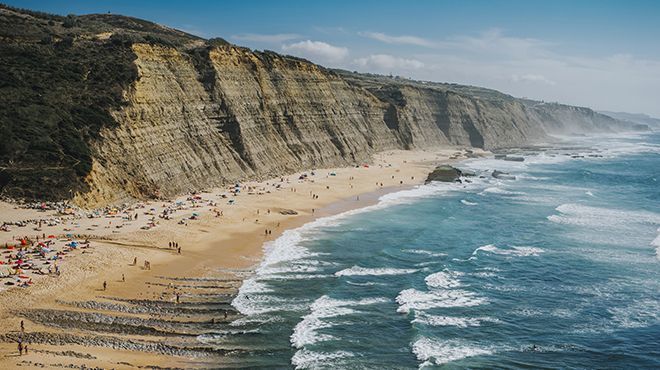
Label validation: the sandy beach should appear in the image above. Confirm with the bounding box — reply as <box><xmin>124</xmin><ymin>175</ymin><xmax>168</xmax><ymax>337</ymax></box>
<box><xmin>0</xmin><ymin>148</ymin><xmax>480</xmax><ymax>369</ymax></box>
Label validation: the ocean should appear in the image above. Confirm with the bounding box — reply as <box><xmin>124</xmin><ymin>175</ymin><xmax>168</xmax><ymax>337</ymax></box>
<box><xmin>208</xmin><ymin>132</ymin><xmax>660</xmax><ymax>368</ymax></box>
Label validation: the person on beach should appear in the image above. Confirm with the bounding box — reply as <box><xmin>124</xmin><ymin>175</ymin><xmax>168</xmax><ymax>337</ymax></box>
<box><xmin>122</xmin><ymin>274</ymin><xmax>125</xmax><ymax>282</ymax></box>
<box><xmin>177</xmin><ymin>246</ymin><xmax>181</xmax><ymax>254</ymax></box>
<box><xmin>20</xmin><ymin>320</ymin><xmax>24</xmax><ymax>332</ymax></box>
<box><xmin>103</xmin><ymin>281</ymin><xmax>107</xmax><ymax>291</ymax></box>
<box><xmin>24</xmin><ymin>343</ymin><xmax>28</xmax><ymax>354</ymax></box>
<box><xmin>133</xmin><ymin>257</ymin><xmax>137</xmax><ymax>266</ymax></box>
<box><xmin>18</xmin><ymin>342</ymin><xmax>22</xmax><ymax>356</ymax></box>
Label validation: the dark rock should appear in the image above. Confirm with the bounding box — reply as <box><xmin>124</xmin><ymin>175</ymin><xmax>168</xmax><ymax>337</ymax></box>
<box><xmin>492</xmin><ymin>170</ymin><xmax>516</xmax><ymax>180</ymax></box>
<box><xmin>279</xmin><ymin>209</ymin><xmax>298</xmax><ymax>215</ymax></box>
<box><xmin>425</xmin><ymin>165</ymin><xmax>463</xmax><ymax>184</ymax></box>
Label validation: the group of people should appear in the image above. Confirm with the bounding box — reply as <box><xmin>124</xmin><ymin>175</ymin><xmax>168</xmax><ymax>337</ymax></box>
<box><xmin>168</xmin><ymin>241</ymin><xmax>181</xmax><ymax>254</ymax></box>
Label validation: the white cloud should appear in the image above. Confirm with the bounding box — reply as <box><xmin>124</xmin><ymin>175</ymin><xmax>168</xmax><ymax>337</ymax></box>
<box><xmin>359</xmin><ymin>31</ymin><xmax>435</xmax><ymax>48</ymax></box>
<box><xmin>354</xmin><ymin>54</ymin><xmax>425</xmax><ymax>71</ymax></box>
<box><xmin>511</xmin><ymin>74</ymin><xmax>556</xmax><ymax>86</ymax></box>
<box><xmin>314</xmin><ymin>26</ymin><xmax>348</xmax><ymax>35</ymax></box>
<box><xmin>282</xmin><ymin>40</ymin><xmax>349</xmax><ymax>63</ymax></box>
<box><xmin>232</xmin><ymin>33</ymin><xmax>301</xmax><ymax>43</ymax></box>
<box><xmin>446</xmin><ymin>28</ymin><xmax>552</xmax><ymax>58</ymax></box>
<box><xmin>340</xmin><ymin>28</ymin><xmax>660</xmax><ymax>115</ymax></box>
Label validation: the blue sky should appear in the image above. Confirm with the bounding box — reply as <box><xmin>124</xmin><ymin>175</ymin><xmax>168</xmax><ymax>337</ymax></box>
<box><xmin>6</xmin><ymin>0</ymin><xmax>660</xmax><ymax>116</ymax></box>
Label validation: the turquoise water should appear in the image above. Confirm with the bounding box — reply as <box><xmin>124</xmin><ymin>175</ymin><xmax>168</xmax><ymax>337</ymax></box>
<box><xmin>214</xmin><ymin>132</ymin><xmax>660</xmax><ymax>368</ymax></box>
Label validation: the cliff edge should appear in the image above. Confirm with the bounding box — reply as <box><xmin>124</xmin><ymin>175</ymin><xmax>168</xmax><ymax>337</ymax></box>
<box><xmin>0</xmin><ymin>5</ymin><xmax>645</xmax><ymax>206</ymax></box>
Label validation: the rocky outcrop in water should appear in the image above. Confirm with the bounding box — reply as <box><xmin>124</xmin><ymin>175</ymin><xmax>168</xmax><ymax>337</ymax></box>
<box><xmin>425</xmin><ymin>165</ymin><xmax>464</xmax><ymax>183</ymax></box>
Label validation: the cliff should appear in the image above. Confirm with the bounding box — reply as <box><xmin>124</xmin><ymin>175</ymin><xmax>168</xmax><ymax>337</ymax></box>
<box><xmin>0</xmin><ymin>5</ymin><xmax>644</xmax><ymax>206</ymax></box>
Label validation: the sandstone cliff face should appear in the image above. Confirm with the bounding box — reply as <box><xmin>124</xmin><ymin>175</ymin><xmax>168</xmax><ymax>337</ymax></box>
<box><xmin>372</xmin><ymin>85</ymin><xmax>547</xmax><ymax>150</ymax></box>
<box><xmin>80</xmin><ymin>43</ymin><xmax>554</xmax><ymax>206</ymax></box>
<box><xmin>80</xmin><ymin>44</ymin><xmax>403</xmax><ymax>205</ymax></box>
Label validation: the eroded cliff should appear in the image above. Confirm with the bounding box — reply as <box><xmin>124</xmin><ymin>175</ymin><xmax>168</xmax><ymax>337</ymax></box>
<box><xmin>0</xmin><ymin>5</ymin><xmax>642</xmax><ymax>206</ymax></box>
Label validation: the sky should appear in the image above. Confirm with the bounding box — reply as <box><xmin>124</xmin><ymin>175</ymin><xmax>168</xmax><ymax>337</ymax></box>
<box><xmin>6</xmin><ymin>0</ymin><xmax>660</xmax><ymax>116</ymax></box>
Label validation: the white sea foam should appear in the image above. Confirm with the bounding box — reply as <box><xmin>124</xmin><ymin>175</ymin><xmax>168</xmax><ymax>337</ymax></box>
<box><xmin>229</xmin><ymin>314</ymin><xmax>284</xmax><ymax>327</ymax></box>
<box><xmin>335</xmin><ymin>265</ymin><xmax>418</xmax><ymax>277</ymax></box>
<box><xmin>472</xmin><ymin>271</ymin><xmax>497</xmax><ymax>278</ymax></box>
<box><xmin>406</xmin><ymin>249</ymin><xmax>448</xmax><ymax>258</ymax></box>
<box><xmin>480</xmin><ymin>187</ymin><xmax>524</xmax><ymax>196</ymax></box>
<box><xmin>346</xmin><ymin>280</ymin><xmax>384</xmax><ymax>286</ymax></box>
<box><xmin>291</xmin><ymin>349</ymin><xmax>354</xmax><ymax>369</ymax></box>
<box><xmin>396</xmin><ymin>288</ymin><xmax>486</xmax><ymax>313</ymax></box>
<box><xmin>460</xmin><ymin>199</ymin><xmax>478</xmax><ymax>206</ymax></box>
<box><xmin>412</xmin><ymin>312</ymin><xmax>499</xmax><ymax>328</ymax></box>
<box><xmin>197</xmin><ymin>328</ymin><xmax>261</xmax><ymax>341</ymax></box>
<box><xmin>232</xmin><ymin>293</ymin><xmax>310</xmax><ymax>316</ymax></box>
<box><xmin>291</xmin><ymin>295</ymin><xmax>389</xmax><ymax>348</ymax></box>
<box><xmin>653</xmin><ymin>228</ymin><xmax>660</xmax><ymax>260</ymax></box>
<box><xmin>609</xmin><ymin>299</ymin><xmax>660</xmax><ymax>329</ymax></box>
<box><xmin>413</xmin><ymin>337</ymin><xmax>494</xmax><ymax>367</ymax></box>
<box><xmin>413</xmin><ymin>314</ymin><xmax>480</xmax><ymax>328</ymax></box>
<box><xmin>471</xmin><ymin>244</ymin><xmax>544</xmax><ymax>257</ymax></box>
<box><xmin>547</xmin><ymin>203</ymin><xmax>660</xmax><ymax>236</ymax></box>
<box><xmin>424</xmin><ymin>270</ymin><xmax>463</xmax><ymax>289</ymax></box>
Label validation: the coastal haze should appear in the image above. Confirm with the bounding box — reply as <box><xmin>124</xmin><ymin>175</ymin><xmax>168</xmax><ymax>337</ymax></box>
<box><xmin>0</xmin><ymin>1</ymin><xmax>658</xmax><ymax>369</ymax></box>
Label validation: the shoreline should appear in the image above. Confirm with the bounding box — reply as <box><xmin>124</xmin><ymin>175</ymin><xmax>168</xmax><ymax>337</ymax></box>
<box><xmin>0</xmin><ymin>148</ymin><xmax>482</xmax><ymax>369</ymax></box>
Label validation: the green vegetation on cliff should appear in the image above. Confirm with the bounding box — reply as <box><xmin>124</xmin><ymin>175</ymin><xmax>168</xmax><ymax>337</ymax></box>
<box><xmin>0</xmin><ymin>4</ymin><xmax>200</xmax><ymax>199</ymax></box>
